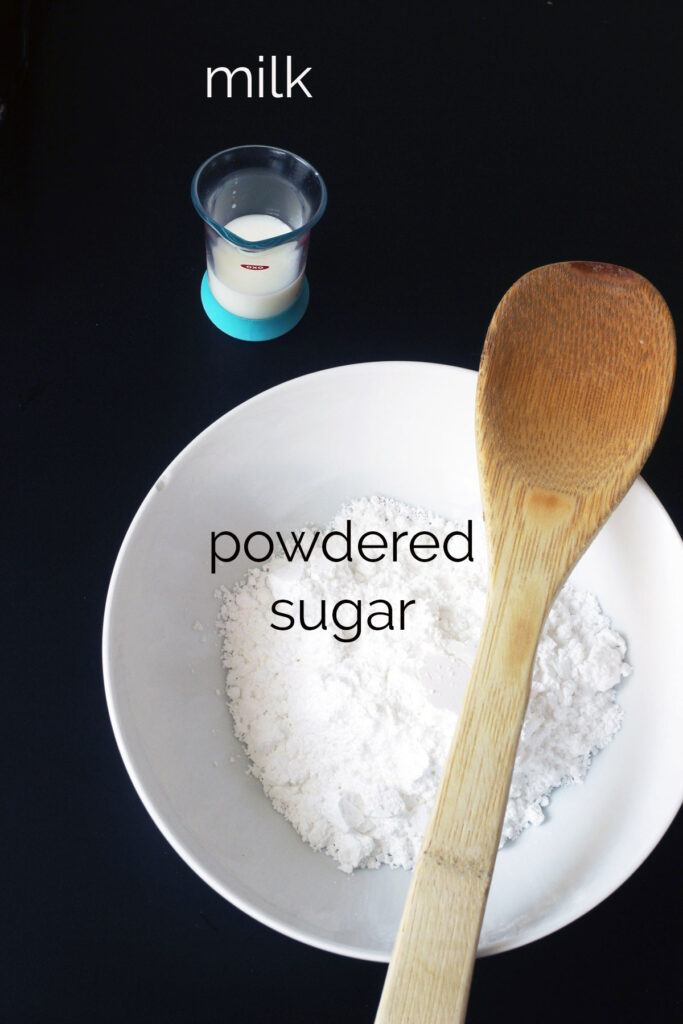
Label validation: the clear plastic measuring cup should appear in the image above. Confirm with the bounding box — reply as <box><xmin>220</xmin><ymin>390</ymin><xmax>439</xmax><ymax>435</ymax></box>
<box><xmin>191</xmin><ymin>146</ymin><xmax>327</xmax><ymax>340</ymax></box>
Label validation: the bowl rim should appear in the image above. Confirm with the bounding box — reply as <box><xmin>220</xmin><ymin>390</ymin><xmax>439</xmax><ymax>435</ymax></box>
<box><xmin>102</xmin><ymin>360</ymin><xmax>683</xmax><ymax>962</ymax></box>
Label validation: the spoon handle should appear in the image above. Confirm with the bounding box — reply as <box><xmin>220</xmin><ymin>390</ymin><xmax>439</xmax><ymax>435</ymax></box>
<box><xmin>375</xmin><ymin>577</ymin><xmax>550</xmax><ymax>1024</ymax></box>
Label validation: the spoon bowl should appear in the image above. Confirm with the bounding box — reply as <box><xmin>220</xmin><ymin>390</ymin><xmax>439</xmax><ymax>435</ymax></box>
<box><xmin>478</xmin><ymin>261</ymin><xmax>676</xmax><ymax>576</ymax></box>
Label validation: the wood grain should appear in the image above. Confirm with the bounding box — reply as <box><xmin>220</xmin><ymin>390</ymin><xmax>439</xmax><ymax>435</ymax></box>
<box><xmin>375</xmin><ymin>261</ymin><xmax>675</xmax><ymax>1024</ymax></box>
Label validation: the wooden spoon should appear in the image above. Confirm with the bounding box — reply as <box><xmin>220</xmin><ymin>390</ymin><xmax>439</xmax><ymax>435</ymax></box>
<box><xmin>375</xmin><ymin>261</ymin><xmax>676</xmax><ymax>1024</ymax></box>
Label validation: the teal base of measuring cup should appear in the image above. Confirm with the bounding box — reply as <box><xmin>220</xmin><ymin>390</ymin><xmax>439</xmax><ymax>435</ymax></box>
<box><xmin>200</xmin><ymin>273</ymin><xmax>310</xmax><ymax>341</ymax></box>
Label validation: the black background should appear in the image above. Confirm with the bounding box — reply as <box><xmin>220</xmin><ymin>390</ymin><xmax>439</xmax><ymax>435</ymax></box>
<box><xmin>3</xmin><ymin>1</ymin><xmax>681</xmax><ymax>1021</ymax></box>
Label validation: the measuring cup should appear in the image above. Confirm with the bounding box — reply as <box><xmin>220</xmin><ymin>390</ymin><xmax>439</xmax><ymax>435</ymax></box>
<box><xmin>191</xmin><ymin>145</ymin><xmax>327</xmax><ymax>341</ymax></box>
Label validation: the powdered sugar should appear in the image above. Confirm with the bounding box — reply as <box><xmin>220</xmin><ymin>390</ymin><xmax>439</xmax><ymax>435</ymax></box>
<box><xmin>218</xmin><ymin>496</ymin><xmax>630</xmax><ymax>872</ymax></box>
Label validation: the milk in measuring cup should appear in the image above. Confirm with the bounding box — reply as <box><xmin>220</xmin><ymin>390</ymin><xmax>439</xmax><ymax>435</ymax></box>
<box><xmin>207</xmin><ymin>214</ymin><xmax>303</xmax><ymax>319</ymax></box>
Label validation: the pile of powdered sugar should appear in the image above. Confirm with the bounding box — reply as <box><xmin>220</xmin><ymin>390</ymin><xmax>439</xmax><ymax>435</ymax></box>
<box><xmin>217</xmin><ymin>496</ymin><xmax>630</xmax><ymax>873</ymax></box>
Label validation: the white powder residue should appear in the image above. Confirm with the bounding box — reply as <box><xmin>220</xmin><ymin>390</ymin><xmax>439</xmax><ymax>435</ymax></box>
<box><xmin>218</xmin><ymin>496</ymin><xmax>630</xmax><ymax>873</ymax></box>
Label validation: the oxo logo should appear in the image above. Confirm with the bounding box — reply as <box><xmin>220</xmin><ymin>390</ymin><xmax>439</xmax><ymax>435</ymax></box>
<box><xmin>241</xmin><ymin>264</ymin><xmax>270</xmax><ymax>270</ymax></box>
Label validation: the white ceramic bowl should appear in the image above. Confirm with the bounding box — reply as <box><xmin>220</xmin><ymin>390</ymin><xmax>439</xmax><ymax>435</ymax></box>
<box><xmin>103</xmin><ymin>362</ymin><xmax>683</xmax><ymax>960</ymax></box>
